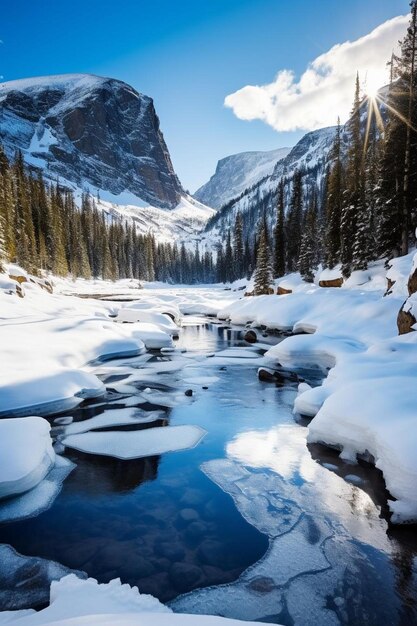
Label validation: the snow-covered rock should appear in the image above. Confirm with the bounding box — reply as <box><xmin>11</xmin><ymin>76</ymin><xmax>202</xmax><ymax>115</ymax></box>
<box><xmin>0</xmin><ymin>417</ymin><xmax>55</xmax><ymax>500</ymax></box>
<box><xmin>397</xmin><ymin>250</ymin><xmax>417</xmax><ymax>334</ymax></box>
<box><xmin>116</xmin><ymin>309</ymin><xmax>179</xmax><ymax>337</ymax></box>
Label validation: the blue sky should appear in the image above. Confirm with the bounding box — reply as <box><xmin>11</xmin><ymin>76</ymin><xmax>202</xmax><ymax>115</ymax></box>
<box><xmin>0</xmin><ymin>0</ymin><xmax>410</xmax><ymax>192</ymax></box>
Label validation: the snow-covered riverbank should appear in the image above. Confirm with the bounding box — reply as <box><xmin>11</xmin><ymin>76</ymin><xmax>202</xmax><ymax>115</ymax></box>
<box><xmin>216</xmin><ymin>256</ymin><xmax>417</xmax><ymax>524</ymax></box>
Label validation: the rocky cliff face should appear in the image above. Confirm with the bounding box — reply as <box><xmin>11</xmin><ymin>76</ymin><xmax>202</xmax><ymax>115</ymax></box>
<box><xmin>0</xmin><ymin>74</ymin><xmax>183</xmax><ymax>209</ymax></box>
<box><xmin>194</xmin><ymin>147</ymin><xmax>290</xmax><ymax>210</ymax></box>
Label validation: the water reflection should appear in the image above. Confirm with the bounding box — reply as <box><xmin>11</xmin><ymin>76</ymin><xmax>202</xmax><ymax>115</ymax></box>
<box><xmin>64</xmin><ymin>451</ymin><xmax>161</xmax><ymax>495</ymax></box>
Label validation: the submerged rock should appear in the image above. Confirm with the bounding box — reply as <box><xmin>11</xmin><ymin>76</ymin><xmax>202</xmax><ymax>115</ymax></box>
<box><xmin>169</xmin><ymin>562</ymin><xmax>204</xmax><ymax>592</ymax></box>
<box><xmin>0</xmin><ymin>545</ymin><xmax>86</xmax><ymax>610</ymax></box>
<box><xmin>258</xmin><ymin>367</ymin><xmax>299</xmax><ymax>384</ymax></box>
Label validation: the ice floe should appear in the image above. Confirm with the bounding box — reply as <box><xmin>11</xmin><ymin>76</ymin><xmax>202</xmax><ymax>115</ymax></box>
<box><xmin>63</xmin><ymin>425</ymin><xmax>206</xmax><ymax>459</ymax></box>
<box><xmin>62</xmin><ymin>408</ymin><xmax>161</xmax><ymax>436</ymax></box>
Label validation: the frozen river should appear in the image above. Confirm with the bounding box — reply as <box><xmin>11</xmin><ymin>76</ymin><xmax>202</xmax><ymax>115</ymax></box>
<box><xmin>0</xmin><ymin>317</ymin><xmax>416</xmax><ymax>625</ymax></box>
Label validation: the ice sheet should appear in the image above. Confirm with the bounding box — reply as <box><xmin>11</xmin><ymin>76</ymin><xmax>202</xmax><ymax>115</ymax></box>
<box><xmin>63</xmin><ymin>425</ymin><xmax>206</xmax><ymax>460</ymax></box>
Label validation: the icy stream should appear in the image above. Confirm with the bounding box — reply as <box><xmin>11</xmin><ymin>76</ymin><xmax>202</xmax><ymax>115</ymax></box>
<box><xmin>0</xmin><ymin>319</ymin><xmax>417</xmax><ymax>624</ymax></box>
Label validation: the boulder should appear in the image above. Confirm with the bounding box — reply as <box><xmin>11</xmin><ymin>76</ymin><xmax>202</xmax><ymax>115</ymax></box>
<box><xmin>30</xmin><ymin>277</ymin><xmax>54</xmax><ymax>294</ymax></box>
<box><xmin>397</xmin><ymin>304</ymin><xmax>416</xmax><ymax>335</ymax></box>
<box><xmin>319</xmin><ymin>278</ymin><xmax>343</xmax><ymax>288</ymax></box>
<box><xmin>385</xmin><ymin>277</ymin><xmax>395</xmax><ymax>295</ymax></box>
<box><xmin>258</xmin><ymin>367</ymin><xmax>300</xmax><ymax>384</ymax></box>
<box><xmin>169</xmin><ymin>562</ymin><xmax>204</xmax><ymax>592</ymax></box>
<box><xmin>8</xmin><ymin>273</ymin><xmax>27</xmax><ymax>285</ymax></box>
<box><xmin>408</xmin><ymin>267</ymin><xmax>417</xmax><ymax>296</ymax></box>
<box><xmin>243</xmin><ymin>329</ymin><xmax>258</xmax><ymax>343</ymax></box>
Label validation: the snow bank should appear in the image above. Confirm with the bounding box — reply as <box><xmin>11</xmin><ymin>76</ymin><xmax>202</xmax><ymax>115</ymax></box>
<box><xmin>0</xmin><ymin>285</ymin><xmax>147</xmax><ymax>416</ymax></box>
<box><xmin>386</xmin><ymin>249</ymin><xmax>416</xmax><ymax>294</ymax></box>
<box><xmin>116</xmin><ymin>310</ymin><xmax>179</xmax><ymax>338</ymax></box>
<box><xmin>0</xmin><ymin>417</ymin><xmax>55</xmax><ymax>499</ymax></box>
<box><xmin>0</xmin><ymin>574</ymin><xmax>264</xmax><ymax>625</ymax></box>
<box><xmin>216</xmin><ymin>253</ymin><xmax>417</xmax><ymax>523</ymax></box>
<box><xmin>308</xmin><ymin>378</ymin><xmax>417</xmax><ymax>523</ymax></box>
<box><xmin>125</xmin><ymin>322</ymin><xmax>174</xmax><ymax>349</ymax></box>
<box><xmin>63</xmin><ymin>424</ymin><xmax>206</xmax><ymax>460</ymax></box>
<box><xmin>219</xmin><ymin>289</ymin><xmax>399</xmax><ymax>338</ymax></box>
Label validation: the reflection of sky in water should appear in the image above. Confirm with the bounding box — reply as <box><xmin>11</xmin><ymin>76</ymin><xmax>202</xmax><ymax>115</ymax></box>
<box><xmin>226</xmin><ymin>424</ymin><xmax>388</xmax><ymax>548</ymax></box>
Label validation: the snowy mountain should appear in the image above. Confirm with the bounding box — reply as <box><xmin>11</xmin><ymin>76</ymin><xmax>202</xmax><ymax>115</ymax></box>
<box><xmin>200</xmin><ymin>85</ymin><xmax>391</xmax><ymax>249</ymax></box>
<box><xmin>200</xmin><ymin>126</ymin><xmax>338</xmax><ymax>247</ymax></box>
<box><xmin>94</xmin><ymin>193</ymin><xmax>215</xmax><ymax>244</ymax></box>
<box><xmin>194</xmin><ymin>147</ymin><xmax>290</xmax><ymax>209</ymax></box>
<box><xmin>0</xmin><ymin>74</ymin><xmax>183</xmax><ymax>209</ymax></box>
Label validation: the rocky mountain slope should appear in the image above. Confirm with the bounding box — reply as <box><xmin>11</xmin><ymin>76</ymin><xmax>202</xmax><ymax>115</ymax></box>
<box><xmin>199</xmin><ymin>87</ymin><xmax>390</xmax><ymax>249</ymax></box>
<box><xmin>194</xmin><ymin>147</ymin><xmax>290</xmax><ymax>209</ymax></box>
<box><xmin>200</xmin><ymin>126</ymin><xmax>338</xmax><ymax>247</ymax></box>
<box><xmin>0</xmin><ymin>74</ymin><xmax>183</xmax><ymax>209</ymax></box>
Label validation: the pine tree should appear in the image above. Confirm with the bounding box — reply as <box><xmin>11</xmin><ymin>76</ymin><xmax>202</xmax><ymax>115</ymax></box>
<box><xmin>324</xmin><ymin>120</ymin><xmax>344</xmax><ymax>268</ymax></box>
<box><xmin>299</xmin><ymin>193</ymin><xmax>319</xmax><ymax>282</ymax></box>
<box><xmin>253</xmin><ymin>223</ymin><xmax>272</xmax><ymax>295</ymax></box>
<box><xmin>355</xmin><ymin>131</ymin><xmax>380</xmax><ymax>267</ymax></box>
<box><xmin>273</xmin><ymin>178</ymin><xmax>286</xmax><ymax>277</ymax></box>
<box><xmin>224</xmin><ymin>231</ymin><xmax>233</xmax><ymax>282</ymax></box>
<box><xmin>286</xmin><ymin>169</ymin><xmax>303</xmax><ymax>272</ymax></box>
<box><xmin>13</xmin><ymin>151</ymin><xmax>38</xmax><ymax>272</ymax></box>
<box><xmin>233</xmin><ymin>211</ymin><xmax>244</xmax><ymax>279</ymax></box>
<box><xmin>375</xmin><ymin>4</ymin><xmax>417</xmax><ymax>259</ymax></box>
<box><xmin>340</xmin><ymin>74</ymin><xmax>364</xmax><ymax>277</ymax></box>
<box><xmin>400</xmin><ymin>0</ymin><xmax>417</xmax><ymax>254</ymax></box>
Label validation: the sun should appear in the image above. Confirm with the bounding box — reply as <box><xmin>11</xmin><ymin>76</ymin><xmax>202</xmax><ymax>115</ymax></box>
<box><xmin>363</xmin><ymin>74</ymin><xmax>382</xmax><ymax>100</ymax></box>
<box><xmin>365</xmin><ymin>83</ymin><xmax>379</xmax><ymax>99</ymax></box>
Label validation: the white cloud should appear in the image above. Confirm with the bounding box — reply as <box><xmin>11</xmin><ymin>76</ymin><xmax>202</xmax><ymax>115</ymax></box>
<box><xmin>224</xmin><ymin>15</ymin><xmax>408</xmax><ymax>132</ymax></box>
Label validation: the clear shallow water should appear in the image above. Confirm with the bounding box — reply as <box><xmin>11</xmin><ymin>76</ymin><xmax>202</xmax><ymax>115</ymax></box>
<box><xmin>0</xmin><ymin>320</ymin><xmax>417</xmax><ymax>624</ymax></box>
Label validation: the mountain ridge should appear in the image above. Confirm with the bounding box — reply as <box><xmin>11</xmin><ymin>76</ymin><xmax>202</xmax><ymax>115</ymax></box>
<box><xmin>0</xmin><ymin>73</ymin><xmax>183</xmax><ymax>209</ymax></box>
<box><xmin>194</xmin><ymin>146</ymin><xmax>290</xmax><ymax>209</ymax></box>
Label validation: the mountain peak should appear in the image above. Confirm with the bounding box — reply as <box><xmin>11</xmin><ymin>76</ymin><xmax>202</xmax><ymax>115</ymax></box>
<box><xmin>0</xmin><ymin>73</ymin><xmax>182</xmax><ymax>208</ymax></box>
<box><xmin>195</xmin><ymin>146</ymin><xmax>290</xmax><ymax>209</ymax></box>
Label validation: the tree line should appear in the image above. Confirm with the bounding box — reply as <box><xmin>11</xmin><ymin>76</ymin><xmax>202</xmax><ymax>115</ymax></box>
<box><xmin>0</xmin><ymin>148</ymin><xmax>217</xmax><ymax>283</ymax></box>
